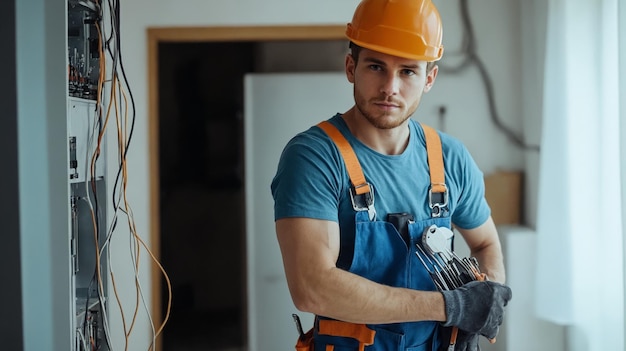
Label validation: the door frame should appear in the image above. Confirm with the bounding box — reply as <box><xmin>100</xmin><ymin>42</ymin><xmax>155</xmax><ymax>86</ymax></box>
<box><xmin>147</xmin><ymin>25</ymin><xmax>346</xmax><ymax>349</ymax></box>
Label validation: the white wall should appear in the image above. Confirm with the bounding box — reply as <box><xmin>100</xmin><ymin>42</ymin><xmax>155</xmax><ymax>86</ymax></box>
<box><xmin>519</xmin><ymin>0</ymin><xmax>547</xmax><ymax>228</ymax></box>
<box><xmin>425</xmin><ymin>0</ymin><xmax>525</xmax><ymax>175</ymax></box>
<box><xmin>114</xmin><ymin>0</ymin><xmax>534</xmax><ymax>349</ymax></box>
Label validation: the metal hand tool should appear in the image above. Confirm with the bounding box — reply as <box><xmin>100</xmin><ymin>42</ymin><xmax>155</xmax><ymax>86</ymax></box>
<box><xmin>416</xmin><ymin>225</ymin><xmax>494</xmax><ymax>350</ymax></box>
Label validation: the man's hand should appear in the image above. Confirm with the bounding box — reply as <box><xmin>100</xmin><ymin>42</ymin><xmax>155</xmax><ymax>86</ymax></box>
<box><xmin>441</xmin><ymin>280</ymin><xmax>512</xmax><ymax>340</ymax></box>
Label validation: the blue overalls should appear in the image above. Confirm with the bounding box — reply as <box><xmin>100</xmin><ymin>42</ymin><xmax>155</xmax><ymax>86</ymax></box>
<box><xmin>310</xmin><ymin>121</ymin><xmax>451</xmax><ymax>351</ymax></box>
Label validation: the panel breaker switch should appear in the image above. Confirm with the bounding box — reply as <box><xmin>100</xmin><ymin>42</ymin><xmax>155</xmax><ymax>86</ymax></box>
<box><xmin>69</xmin><ymin>136</ymin><xmax>78</xmax><ymax>180</ymax></box>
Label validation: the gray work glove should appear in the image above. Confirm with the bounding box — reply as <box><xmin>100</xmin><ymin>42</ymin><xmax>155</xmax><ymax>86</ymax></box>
<box><xmin>438</xmin><ymin>326</ymin><xmax>479</xmax><ymax>351</ymax></box>
<box><xmin>441</xmin><ymin>280</ymin><xmax>512</xmax><ymax>340</ymax></box>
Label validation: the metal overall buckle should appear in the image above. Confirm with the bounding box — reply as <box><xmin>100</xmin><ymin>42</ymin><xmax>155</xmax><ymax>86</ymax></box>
<box><xmin>429</xmin><ymin>184</ymin><xmax>448</xmax><ymax>218</ymax></box>
<box><xmin>350</xmin><ymin>183</ymin><xmax>376</xmax><ymax>221</ymax></box>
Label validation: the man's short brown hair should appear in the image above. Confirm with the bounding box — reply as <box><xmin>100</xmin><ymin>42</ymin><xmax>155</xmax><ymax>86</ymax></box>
<box><xmin>349</xmin><ymin>42</ymin><xmax>436</xmax><ymax>73</ymax></box>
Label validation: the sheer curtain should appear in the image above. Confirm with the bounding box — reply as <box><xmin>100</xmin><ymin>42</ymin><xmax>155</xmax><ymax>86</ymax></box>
<box><xmin>535</xmin><ymin>0</ymin><xmax>624</xmax><ymax>350</ymax></box>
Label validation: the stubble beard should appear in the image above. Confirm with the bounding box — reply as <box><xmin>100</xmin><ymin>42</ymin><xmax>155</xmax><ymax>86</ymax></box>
<box><xmin>355</xmin><ymin>95</ymin><xmax>414</xmax><ymax>130</ymax></box>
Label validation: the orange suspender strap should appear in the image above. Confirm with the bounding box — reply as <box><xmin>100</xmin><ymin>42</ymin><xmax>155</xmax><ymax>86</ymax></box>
<box><xmin>317</xmin><ymin>121</ymin><xmax>370</xmax><ymax>195</ymax></box>
<box><xmin>421</xmin><ymin>124</ymin><xmax>448</xmax><ymax>218</ymax></box>
<box><xmin>317</xmin><ymin>121</ymin><xmax>377</xmax><ymax>220</ymax></box>
<box><xmin>317</xmin><ymin>120</ymin><xmax>447</xmax><ymax>218</ymax></box>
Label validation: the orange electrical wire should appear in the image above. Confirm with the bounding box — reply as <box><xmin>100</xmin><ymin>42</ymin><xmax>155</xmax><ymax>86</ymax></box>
<box><xmin>92</xmin><ymin>20</ymin><xmax>132</xmax><ymax>350</ymax></box>
<box><xmin>93</xmin><ymin>19</ymin><xmax>110</xmax><ymax>318</ymax></box>
<box><xmin>114</xmin><ymin>72</ymin><xmax>142</xmax><ymax>344</ymax></box>
<box><xmin>90</xmin><ymin>16</ymin><xmax>173</xmax><ymax>351</ymax></box>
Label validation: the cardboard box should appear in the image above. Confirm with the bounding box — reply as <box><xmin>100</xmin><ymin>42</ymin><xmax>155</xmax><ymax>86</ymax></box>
<box><xmin>484</xmin><ymin>170</ymin><xmax>523</xmax><ymax>225</ymax></box>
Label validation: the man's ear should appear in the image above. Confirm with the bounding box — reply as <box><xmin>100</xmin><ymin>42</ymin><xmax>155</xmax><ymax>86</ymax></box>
<box><xmin>346</xmin><ymin>54</ymin><xmax>356</xmax><ymax>83</ymax></box>
<box><xmin>424</xmin><ymin>64</ymin><xmax>439</xmax><ymax>93</ymax></box>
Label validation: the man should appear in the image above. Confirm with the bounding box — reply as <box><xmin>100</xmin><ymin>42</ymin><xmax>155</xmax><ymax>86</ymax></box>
<box><xmin>271</xmin><ymin>0</ymin><xmax>512</xmax><ymax>350</ymax></box>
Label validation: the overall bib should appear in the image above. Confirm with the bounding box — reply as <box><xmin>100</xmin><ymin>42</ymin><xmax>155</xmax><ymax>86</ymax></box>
<box><xmin>300</xmin><ymin>121</ymin><xmax>451</xmax><ymax>351</ymax></box>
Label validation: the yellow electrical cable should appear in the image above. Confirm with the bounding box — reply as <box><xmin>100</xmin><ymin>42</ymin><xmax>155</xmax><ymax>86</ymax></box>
<box><xmin>94</xmin><ymin>20</ymin><xmax>108</xmax><ymax>315</ymax></box>
<box><xmin>89</xmin><ymin>11</ymin><xmax>173</xmax><ymax>351</ymax></box>
<box><xmin>104</xmin><ymin>78</ymin><xmax>131</xmax><ymax>347</ymax></box>
<box><xmin>114</xmin><ymin>75</ymin><xmax>142</xmax><ymax>344</ymax></box>
<box><xmin>113</xmin><ymin>42</ymin><xmax>172</xmax><ymax>351</ymax></box>
<box><xmin>84</xmin><ymin>20</ymin><xmax>120</xmax><ymax>350</ymax></box>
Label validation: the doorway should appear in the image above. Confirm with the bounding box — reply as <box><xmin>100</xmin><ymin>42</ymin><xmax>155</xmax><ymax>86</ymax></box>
<box><xmin>158</xmin><ymin>40</ymin><xmax>251</xmax><ymax>351</ymax></box>
<box><xmin>148</xmin><ymin>26</ymin><xmax>347</xmax><ymax>350</ymax></box>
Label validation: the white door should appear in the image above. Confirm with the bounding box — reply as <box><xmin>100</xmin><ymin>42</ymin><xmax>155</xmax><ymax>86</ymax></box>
<box><xmin>244</xmin><ymin>72</ymin><xmax>353</xmax><ymax>351</ymax></box>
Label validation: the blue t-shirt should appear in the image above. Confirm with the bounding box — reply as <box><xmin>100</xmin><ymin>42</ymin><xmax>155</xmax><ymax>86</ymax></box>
<box><xmin>271</xmin><ymin>114</ymin><xmax>490</xmax><ymax>250</ymax></box>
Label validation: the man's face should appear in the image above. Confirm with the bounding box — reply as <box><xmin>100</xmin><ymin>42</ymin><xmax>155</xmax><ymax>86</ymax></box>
<box><xmin>345</xmin><ymin>48</ymin><xmax>438</xmax><ymax>129</ymax></box>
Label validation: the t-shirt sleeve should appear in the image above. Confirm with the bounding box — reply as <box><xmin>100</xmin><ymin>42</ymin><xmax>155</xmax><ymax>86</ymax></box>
<box><xmin>271</xmin><ymin>130</ymin><xmax>344</xmax><ymax>222</ymax></box>
<box><xmin>448</xmin><ymin>141</ymin><xmax>491</xmax><ymax>230</ymax></box>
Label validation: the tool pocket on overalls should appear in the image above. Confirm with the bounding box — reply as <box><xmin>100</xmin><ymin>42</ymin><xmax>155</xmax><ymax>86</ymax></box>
<box><xmin>295</xmin><ymin>328</ymin><xmax>314</xmax><ymax>351</ymax></box>
<box><xmin>313</xmin><ymin>320</ymin><xmax>376</xmax><ymax>351</ymax></box>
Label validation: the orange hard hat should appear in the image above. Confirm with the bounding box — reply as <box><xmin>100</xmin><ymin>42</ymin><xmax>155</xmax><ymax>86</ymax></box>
<box><xmin>346</xmin><ymin>0</ymin><xmax>444</xmax><ymax>61</ymax></box>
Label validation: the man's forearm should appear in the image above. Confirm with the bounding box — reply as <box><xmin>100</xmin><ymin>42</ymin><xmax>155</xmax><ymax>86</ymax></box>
<box><xmin>297</xmin><ymin>266</ymin><xmax>447</xmax><ymax>324</ymax></box>
<box><xmin>472</xmin><ymin>243</ymin><xmax>506</xmax><ymax>283</ymax></box>
<box><xmin>459</xmin><ymin>217</ymin><xmax>507</xmax><ymax>284</ymax></box>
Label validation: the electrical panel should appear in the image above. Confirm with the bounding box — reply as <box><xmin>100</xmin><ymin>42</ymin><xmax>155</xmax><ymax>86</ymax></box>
<box><xmin>66</xmin><ymin>2</ymin><xmax>171</xmax><ymax>349</ymax></box>
<box><xmin>68</xmin><ymin>0</ymin><xmax>100</xmax><ymax>100</ymax></box>
<box><xmin>68</xmin><ymin>1</ymin><xmax>109</xmax><ymax>350</ymax></box>
<box><xmin>68</xmin><ymin>97</ymin><xmax>110</xmax><ymax>350</ymax></box>
<box><xmin>68</xmin><ymin>98</ymin><xmax>105</xmax><ymax>183</ymax></box>
<box><xmin>71</xmin><ymin>178</ymin><xmax>108</xmax><ymax>351</ymax></box>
